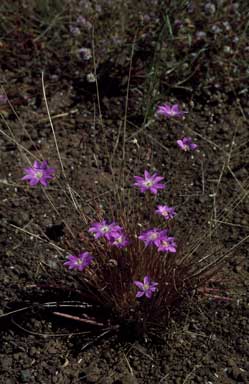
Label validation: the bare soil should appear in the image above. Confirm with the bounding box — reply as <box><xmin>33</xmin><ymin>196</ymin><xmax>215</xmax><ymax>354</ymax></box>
<box><xmin>0</xmin><ymin>1</ymin><xmax>249</xmax><ymax>383</ymax></box>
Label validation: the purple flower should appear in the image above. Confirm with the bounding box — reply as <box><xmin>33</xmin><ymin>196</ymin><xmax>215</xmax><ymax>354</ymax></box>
<box><xmin>157</xmin><ymin>103</ymin><xmax>186</xmax><ymax>118</ymax></box>
<box><xmin>0</xmin><ymin>94</ymin><xmax>8</xmax><ymax>105</ymax></box>
<box><xmin>157</xmin><ymin>236</ymin><xmax>177</xmax><ymax>253</ymax></box>
<box><xmin>78</xmin><ymin>47</ymin><xmax>92</xmax><ymax>60</ymax></box>
<box><xmin>133</xmin><ymin>170</ymin><xmax>165</xmax><ymax>194</ymax></box>
<box><xmin>109</xmin><ymin>231</ymin><xmax>129</xmax><ymax>249</ymax></box>
<box><xmin>177</xmin><ymin>137</ymin><xmax>198</xmax><ymax>151</ymax></box>
<box><xmin>22</xmin><ymin>160</ymin><xmax>55</xmax><ymax>187</ymax></box>
<box><xmin>64</xmin><ymin>252</ymin><xmax>93</xmax><ymax>271</ymax></box>
<box><xmin>89</xmin><ymin>220</ymin><xmax>122</xmax><ymax>240</ymax></box>
<box><xmin>69</xmin><ymin>25</ymin><xmax>81</xmax><ymax>36</ymax></box>
<box><xmin>139</xmin><ymin>228</ymin><xmax>167</xmax><ymax>247</ymax></box>
<box><xmin>155</xmin><ymin>205</ymin><xmax>176</xmax><ymax>220</ymax></box>
<box><xmin>174</xmin><ymin>19</ymin><xmax>183</xmax><ymax>29</ymax></box>
<box><xmin>134</xmin><ymin>276</ymin><xmax>158</xmax><ymax>299</ymax></box>
<box><xmin>76</xmin><ymin>16</ymin><xmax>92</xmax><ymax>30</ymax></box>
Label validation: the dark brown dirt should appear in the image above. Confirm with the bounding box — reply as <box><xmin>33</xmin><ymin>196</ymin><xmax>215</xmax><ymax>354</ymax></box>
<box><xmin>1</xmin><ymin>1</ymin><xmax>249</xmax><ymax>383</ymax></box>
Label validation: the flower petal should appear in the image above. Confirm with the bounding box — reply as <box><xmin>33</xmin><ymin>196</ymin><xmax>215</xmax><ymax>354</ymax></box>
<box><xmin>29</xmin><ymin>178</ymin><xmax>39</xmax><ymax>186</ymax></box>
<box><xmin>21</xmin><ymin>174</ymin><xmax>32</xmax><ymax>180</ymax></box>
<box><xmin>40</xmin><ymin>178</ymin><xmax>48</xmax><ymax>187</ymax></box>
<box><xmin>134</xmin><ymin>281</ymin><xmax>144</xmax><ymax>290</ymax></box>
<box><xmin>33</xmin><ymin>160</ymin><xmax>41</xmax><ymax>169</ymax></box>
<box><xmin>143</xmin><ymin>276</ymin><xmax>150</xmax><ymax>285</ymax></box>
<box><xmin>145</xmin><ymin>290</ymin><xmax>153</xmax><ymax>298</ymax></box>
<box><xmin>144</xmin><ymin>170</ymin><xmax>151</xmax><ymax>179</ymax></box>
<box><xmin>40</xmin><ymin>160</ymin><xmax>48</xmax><ymax>169</ymax></box>
<box><xmin>136</xmin><ymin>291</ymin><xmax>145</xmax><ymax>298</ymax></box>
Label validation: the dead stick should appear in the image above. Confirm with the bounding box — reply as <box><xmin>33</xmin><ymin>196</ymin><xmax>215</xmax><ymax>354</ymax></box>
<box><xmin>52</xmin><ymin>311</ymin><xmax>104</xmax><ymax>326</ymax></box>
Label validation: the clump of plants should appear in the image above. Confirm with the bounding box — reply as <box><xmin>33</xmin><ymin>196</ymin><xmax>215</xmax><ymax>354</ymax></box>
<box><xmin>17</xmin><ymin>101</ymin><xmax>233</xmax><ymax>338</ymax></box>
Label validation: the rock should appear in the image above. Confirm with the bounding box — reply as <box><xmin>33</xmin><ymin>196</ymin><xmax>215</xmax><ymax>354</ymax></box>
<box><xmin>118</xmin><ymin>373</ymin><xmax>139</xmax><ymax>384</ymax></box>
<box><xmin>19</xmin><ymin>370</ymin><xmax>32</xmax><ymax>383</ymax></box>
<box><xmin>47</xmin><ymin>346</ymin><xmax>58</xmax><ymax>354</ymax></box>
<box><xmin>5</xmin><ymin>379</ymin><xmax>15</xmax><ymax>384</ymax></box>
<box><xmin>84</xmin><ymin>364</ymin><xmax>101</xmax><ymax>383</ymax></box>
<box><xmin>226</xmin><ymin>360</ymin><xmax>246</xmax><ymax>382</ymax></box>
<box><xmin>29</xmin><ymin>346</ymin><xmax>37</xmax><ymax>357</ymax></box>
<box><xmin>1</xmin><ymin>356</ymin><xmax>12</xmax><ymax>371</ymax></box>
<box><xmin>13</xmin><ymin>353</ymin><xmax>22</xmax><ymax>361</ymax></box>
<box><xmin>234</xmin><ymin>264</ymin><xmax>243</xmax><ymax>273</ymax></box>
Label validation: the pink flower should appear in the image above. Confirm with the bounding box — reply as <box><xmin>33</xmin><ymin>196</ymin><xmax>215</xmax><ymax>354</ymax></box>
<box><xmin>157</xmin><ymin>236</ymin><xmax>177</xmax><ymax>253</ymax></box>
<box><xmin>134</xmin><ymin>276</ymin><xmax>158</xmax><ymax>299</ymax></box>
<box><xmin>109</xmin><ymin>231</ymin><xmax>129</xmax><ymax>249</ymax></box>
<box><xmin>76</xmin><ymin>16</ymin><xmax>92</xmax><ymax>30</ymax></box>
<box><xmin>139</xmin><ymin>228</ymin><xmax>167</xmax><ymax>247</ymax></box>
<box><xmin>78</xmin><ymin>47</ymin><xmax>92</xmax><ymax>60</ymax></box>
<box><xmin>69</xmin><ymin>25</ymin><xmax>81</xmax><ymax>36</ymax></box>
<box><xmin>88</xmin><ymin>220</ymin><xmax>122</xmax><ymax>240</ymax></box>
<box><xmin>133</xmin><ymin>170</ymin><xmax>165</xmax><ymax>194</ymax></box>
<box><xmin>177</xmin><ymin>137</ymin><xmax>197</xmax><ymax>151</ymax></box>
<box><xmin>0</xmin><ymin>94</ymin><xmax>8</xmax><ymax>105</ymax></box>
<box><xmin>155</xmin><ymin>205</ymin><xmax>176</xmax><ymax>220</ymax></box>
<box><xmin>157</xmin><ymin>103</ymin><xmax>186</xmax><ymax>118</ymax></box>
<box><xmin>22</xmin><ymin>160</ymin><xmax>55</xmax><ymax>187</ymax></box>
<box><xmin>64</xmin><ymin>252</ymin><xmax>94</xmax><ymax>271</ymax></box>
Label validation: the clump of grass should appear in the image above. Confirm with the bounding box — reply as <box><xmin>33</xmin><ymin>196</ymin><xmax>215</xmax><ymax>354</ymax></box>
<box><xmin>11</xmin><ymin>91</ymin><xmax>247</xmax><ymax>339</ymax></box>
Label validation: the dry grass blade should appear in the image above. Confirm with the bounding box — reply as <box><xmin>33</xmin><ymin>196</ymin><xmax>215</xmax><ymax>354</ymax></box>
<box><xmin>11</xmin><ymin>317</ymin><xmax>91</xmax><ymax>338</ymax></box>
<box><xmin>9</xmin><ymin>223</ymin><xmax>66</xmax><ymax>254</ymax></box>
<box><xmin>0</xmin><ymin>116</ymin><xmax>36</xmax><ymax>163</ymax></box>
<box><xmin>41</xmin><ymin>71</ymin><xmax>66</xmax><ymax>177</ymax></box>
<box><xmin>191</xmin><ymin>233</ymin><xmax>249</xmax><ymax>279</ymax></box>
<box><xmin>122</xmin><ymin>35</ymin><xmax>136</xmax><ymax>163</ymax></box>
